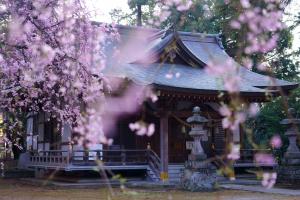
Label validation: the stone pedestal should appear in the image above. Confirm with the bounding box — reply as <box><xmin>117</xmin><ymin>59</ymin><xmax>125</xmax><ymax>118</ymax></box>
<box><xmin>278</xmin><ymin>108</ymin><xmax>300</xmax><ymax>183</ymax></box>
<box><xmin>277</xmin><ymin>166</ymin><xmax>300</xmax><ymax>184</ymax></box>
<box><xmin>180</xmin><ymin>107</ymin><xmax>217</xmax><ymax>191</ymax></box>
<box><xmin>17</xmin><ymin>152</ymin><xmax>30</xmax><ymax>169</ymax></box>
<box><xmin>283</xmin><ymin>128</ymin><xmax>300</xmax><ymax>165</ymax></box>
<box><xmin>181</xmin><ymin>162</ymin><xmax>217</xmax><ymax>191</ymax></box>
<box><xmin>34</xmin><ymin>168</ymin><xmax>46</xmax><ymax>178</ymax></box>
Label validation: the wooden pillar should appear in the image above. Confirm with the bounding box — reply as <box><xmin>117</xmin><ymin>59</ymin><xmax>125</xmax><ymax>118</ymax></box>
<box><xmin>160</xmin><ymin>113</ymin><xmax>169</xmax><ymax>181</ymax></box>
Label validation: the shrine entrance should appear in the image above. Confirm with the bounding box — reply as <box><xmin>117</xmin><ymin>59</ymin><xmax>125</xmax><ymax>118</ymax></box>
<box><xmin>168</xmin><ymin>117</ymin><xmax>191</xmax><ymax>163</ymax></box>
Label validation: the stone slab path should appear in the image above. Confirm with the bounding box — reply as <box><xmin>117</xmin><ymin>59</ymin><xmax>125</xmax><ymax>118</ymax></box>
<box><xmin>220</xmin><ymin>184</ymin><xmax>300</xmax><ymax>196</ymax></box>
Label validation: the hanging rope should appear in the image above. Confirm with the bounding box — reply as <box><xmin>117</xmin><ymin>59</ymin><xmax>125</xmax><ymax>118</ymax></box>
<box><xmin>169</xmin><ymin>113</ymin><xmax>191</xmax><ymax>128</ymax></box>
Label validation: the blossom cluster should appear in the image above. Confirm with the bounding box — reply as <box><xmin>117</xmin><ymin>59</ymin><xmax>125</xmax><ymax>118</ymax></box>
<box><xmin>262</xmin><ymin>172</ymin><xmax>277</xmax><ymax>189</ymax></box>
<box><xmin>148</xmin><ymin>0</ymin><xmax>193</xmax><ymax>25</ymax></box>
<box><xmin>219</xmin><ymin>104</ymin><xmax>246</xmax><ymax>131</ymax></box>
<box><xmin>129</xmin><ymin>121</ymin><xmax>155</xmax><ymax>137</ymax></box>
<box><xmin>231</xmin><ymin>0</ymin><xmax>284</xmax><ymax>54</ymax></box>
<box><xmin>227</xmin><ymin>143</ymin><xmax>240</xmax><ymax>160</ymax></box>
<box><xmin>205</xmin><ymin>58</ymin><xmax>241</xmax><ymax>93</ymax></box>
<box><xmin>202</xmin><ymin>2</ymin><xmax>285</xmax><ymax>188</ymax></box>
<box><xmin>0</xmin><ymin>0</ymin><xmax>156</xmax><ymax>146</ymax></box>
<box><xmin>0</xmin><ymin>0</ymin><xmax>114</xmax><ymax>144</ymax></box>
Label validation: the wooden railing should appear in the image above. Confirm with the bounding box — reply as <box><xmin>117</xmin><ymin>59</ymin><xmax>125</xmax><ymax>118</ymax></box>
<box><xmin>29</xmin><ymin>149</ymin><xmax>161</xmax><ymax>169</ymax></box>
<box><xmin>239</xmin><ymin>149</ymin><xmax>272</xmax><ymax>162</ymax></box>
<box><xmin>214</xmin><ymin>148</ymin><xmax>272</xmax><ymax>159</ymax></box>
<box><xmin>213</xmin><ymin>148</ymin><xmax>276</xmax><ymax>167</ymax></box>
<box><xmin>30</xmin><ymin>150</ymin><xmax>70</xmax><ymax>167</ymax></box>
<box><xmin>71</xmin><ymin>149</ymin><xmax>148</xmax><ymax>165</ymax></box>
<box><xmin>147</xmin><ymin>149</ymin><xmax>161</xmax><ymax>179</ymax></box>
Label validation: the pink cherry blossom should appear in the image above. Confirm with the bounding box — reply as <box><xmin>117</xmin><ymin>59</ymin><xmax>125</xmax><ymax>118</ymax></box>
<box><xmin>255</xmin><ymin>153</ymin><xmax>276</xmax><ymax>166</ymax></box>
<box><xmin>0</xmin><ymin>0</ymin><xmax>158</xmax><ymax>147</ymax></box>
<box><xmin>150</xmin><ymin>0</ymin><xmax>194</xmax><ymax>26</ymax></box>
<box><xmin>262</xmin><ymin>172</ymin><xmax>277</xmax><ymax>189</ymax></box>
<box><xmin>165</xmin><ymin>0</ymin><xmax>193</xmax><ymax>11</ymax></box>
<box><xmin>234</xmin><ymin>0</ymin><xmax>284</xmax><ymax>55</ymax></box>
<box><xmin>240</xmin><ymin>0</ymin><xmax>251</xmax><ymax>9</ymax></box>
<box><xmin>219</xmin><ymin>105</ymin><xmax>246</xmax><ymax>131</ymax></box>
<box><xmin>224</xmin><ymin>76</ymin><xmax>241</xmax><ymax>93</ymax></box>
<box><xmin>270</xmin><ymin>135</ymin><xmax>282</xmax><ymax>148</ymax></box>
<box><xmin>219</xmin><ymin>105</ymin><xmax>232</xmax><ymax>117</ymax></box>
<box><xmin>227</xmin><ymin>143</ymin><xmax>240</xmax><ymax>160</ymax></box>
<box><xmin>257</xmin><ymin>62</ymin><xmax>269</xmax><ymax>71</ymax></box>
<box><xmin>230</xmin><ymin>20</ymin><xmax>241</xmax><ymax>29</ymax></box>
<box><xmin>129</xmin><ymin>121</ymin><xmax>155</xmax><ymax>137</ymax></box>
<box><xmin>165</xmin><ymin>72</ymin><xmax>173</xmax><ymax>79</ymax></box>
<box><xmin>242</xmin><ymin>58</ymin><xmax>253</xmax><ymax>70</ymax></box>
<box><xmin>248</xmin><ymin>103</ymin><xmax>259</xmax><ymax>117</ymax></box>
<box><xmin>206</xmin><ymin>58</ymin><xmax>241</xmax><ymax>94</ymax></box>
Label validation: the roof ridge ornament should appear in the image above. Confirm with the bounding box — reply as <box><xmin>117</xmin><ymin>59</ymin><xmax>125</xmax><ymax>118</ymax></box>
<box><xmin>215</xmin><ymin>34</ymin><xmax>225</xmax><ymax>50</ymax></box>
<box><xmin>186</xmin><ymin>106</ymin><xmax>208</xmax><ymax>124</ymax></box>
<box><xmin>162</xmin><ymin>23</ymin><xmax>177</xmax><ymax>39</ymax></box>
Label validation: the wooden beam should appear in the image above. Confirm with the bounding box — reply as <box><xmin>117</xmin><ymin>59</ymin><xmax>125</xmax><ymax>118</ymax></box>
<box><xmin>160</xmin><ymin>113</ymin><xmax>169</xmax><ymax>181</ymax></box>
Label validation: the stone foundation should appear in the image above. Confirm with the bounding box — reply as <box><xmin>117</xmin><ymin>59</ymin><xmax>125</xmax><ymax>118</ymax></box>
<box><xmin>181</xmin><ymin>163</ymin><xmax>217</xmax><ymax>192</ymax></box>
<box><xmin>277</xmin><ymin>165</ymin><xmax>300</xmax><ymax>184</ymax></box>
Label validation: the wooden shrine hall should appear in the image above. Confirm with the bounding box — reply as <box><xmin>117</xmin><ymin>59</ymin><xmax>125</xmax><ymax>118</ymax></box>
<box><xmin>23</xmin><ymin>25</ymin><xmax>298</xmax><ymax>181</ymax></box>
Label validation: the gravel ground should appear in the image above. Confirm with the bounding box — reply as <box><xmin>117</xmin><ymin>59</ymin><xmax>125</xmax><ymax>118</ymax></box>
<box><xmin>0</xmin><ymin>179</ymin><xmax>299</xmax><ymax>200</ymax></box>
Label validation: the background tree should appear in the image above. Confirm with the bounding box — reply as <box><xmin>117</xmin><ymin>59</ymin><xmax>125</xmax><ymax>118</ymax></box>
<box><xmin>110</xmin><ymin>0</ymin><xmax>156</xmax><ymax>26</ymax></box>
<box><xmin>112</xmin><ymin>0</ymin><xmax>300</xmax><ymax>156</ymax></box>
<box><xmin>0</xmin><ymin>0</ymin><xmax>158</xmax><ymax>153</ymax></box>
<box><xmin>116</xmin><ymin>0</ymin><xmax>299</xmax><ymax>79</ymax></box>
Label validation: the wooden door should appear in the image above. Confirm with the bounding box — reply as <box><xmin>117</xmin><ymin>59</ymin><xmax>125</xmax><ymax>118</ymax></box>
<box><xmin>168</xmin><ymin>118</ymin><xmax>191</xmax><ymax>163</ymax></box>
<box><xmin>45</xmin><ymin>119</ymin><xmax>61</xmax><ymax>150</ymax></box>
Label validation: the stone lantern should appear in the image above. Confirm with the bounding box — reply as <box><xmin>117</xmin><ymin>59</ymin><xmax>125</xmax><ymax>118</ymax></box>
<box><xmin>186</xmin><ymin>106</ymin><xmax>208</xmax><ymax>163</ymax></box>
<box><xmin>280</xmin><ymin>108</ymin><xmax>300</xmax><ymax>165</ymax></box>
<box><xmin>278</xmin><ymin>108</ymin><xmax>300</xmax><ymax>183</ymax></box>
<box><xmin>181</xmin><ymin>106</ymin><xmax>217</xmax><ymax>191</ymax></box>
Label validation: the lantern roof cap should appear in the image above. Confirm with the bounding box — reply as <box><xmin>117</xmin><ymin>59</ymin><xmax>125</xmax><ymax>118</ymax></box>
<box><xmin>280</xmin><ymin>108</ymin><xmax>300</xmax><ymax>125</ymax></box>
<box><xmin>187</xmin><ymin>106</ymin><xmax>208</xmax><ymax>124</ymax></box>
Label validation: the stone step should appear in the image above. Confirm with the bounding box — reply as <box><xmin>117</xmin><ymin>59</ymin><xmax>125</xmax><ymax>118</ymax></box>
<box><xmin>168</xmin><ymin>165</ymin><xmax>184</xmax><ymax>169</ymax></box>
<box><xmin>219</xmin><ymin>179</ymin><xmax>261</xmax><ymax>186</ymax></box>
<box><xmin>146</xmin><ymin>168</ymin><xmax>160</xmax><ymax>182</ymax></box>
<box><xmin>236</xmin><ymin>174</ymin><xmax>258</xmax><ymax>180</ymax></box>
<box><xmin>167</xmin><ymin>165</ymin><xmax>184</xmax><ymax>182</ymax></box>
<box><xmin>1</xmin><ymin>169</ymin><xmax>35</xmax><ymax>178</ymax></box>
<box><xmin>168</xmin><ymin>169</ymin><xmax>182</xmax><ymax>174</ymax></box>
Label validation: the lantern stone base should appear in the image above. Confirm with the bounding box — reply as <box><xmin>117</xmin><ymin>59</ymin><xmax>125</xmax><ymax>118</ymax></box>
<box><xmin>277</xmin><ymin>165</ymin><xmax>300</xmax><ymax>184</ymax></box>
<box><xmin>188</xmin><ymin>154</ymin><xmax>207</xmax><ymax>162</ymax></box>
<box><xmin>180</xmin><ymin>162</ymin><xmax>217</xmax><ymax>192</ymax></box>
<box><xmin>282</xmin><ymin>153</ymin><xmax>300</xmax><ymax>165</ymax></box>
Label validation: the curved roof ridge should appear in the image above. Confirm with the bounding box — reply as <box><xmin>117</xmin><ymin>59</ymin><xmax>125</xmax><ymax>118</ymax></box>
<box><xmin>133</xmin><ymin>31</ymin><xmax>208</xmax><ymax>67</ymax></box>
<box><xmin>101</xmin><ymin>23</ymin><xmax>298</xmax><ymax>92</ymax></box>
<box><xmin>178</xmin><ymin>31</ymin><xmax>220</xmax><ymax>38</ymax></box>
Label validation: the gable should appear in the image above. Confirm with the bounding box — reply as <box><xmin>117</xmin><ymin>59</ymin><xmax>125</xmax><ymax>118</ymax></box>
<box><xmin>103</xmin><ymin>25</ymin><xmax>298</xmax><ymax>94</ymax></box>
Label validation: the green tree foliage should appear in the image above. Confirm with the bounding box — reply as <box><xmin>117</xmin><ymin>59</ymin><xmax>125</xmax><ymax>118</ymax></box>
<box><xmin>246</xmin><ymin>87</ymin><xmax>300</xmax><ymax>162</ymax></box>
<box><xmin>0</xmin><ymin>112</ymin><xmax>26</xmax><ymax>159</ymax></box>
<box><xmin>116</xmin><ymin>0</ymin><xmax>299</xmax><ymax>80</ymax></box>
<box><xmin>113</xmin><ymin>0</ymin><xmax>300</xmax><ymax>154</ymax></box>
<box><xmin>110</xmin><ymin>0</ymin><xmax>156</xmax><ymax>26</ymax></box>
<box><xmin>161</xmin><ymin>0</ymin><xmax>299</xmax><ymax>80</ymax></box>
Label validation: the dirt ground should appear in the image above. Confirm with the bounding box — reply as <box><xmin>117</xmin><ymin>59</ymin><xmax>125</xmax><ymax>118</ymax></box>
<box><xmin>0</xmin><ymin>179</ymin><xmax>299</xmax><ymax>200</ymax></box>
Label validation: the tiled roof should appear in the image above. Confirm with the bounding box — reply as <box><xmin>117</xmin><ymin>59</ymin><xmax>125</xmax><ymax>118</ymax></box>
<box><xmin>103</xmin><ymin>25</ymin><xmax>298</xmax><ymax>94</ymax></box>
